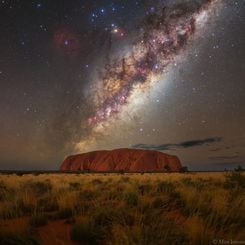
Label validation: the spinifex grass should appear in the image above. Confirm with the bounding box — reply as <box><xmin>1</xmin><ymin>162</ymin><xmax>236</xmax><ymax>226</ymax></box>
<box><xmin>0</xmin><ymin>172</ymin><xmax>244</xmax><ymax>244</ymax></box>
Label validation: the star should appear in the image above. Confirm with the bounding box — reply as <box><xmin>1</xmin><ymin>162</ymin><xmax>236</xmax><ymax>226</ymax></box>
<box><xmin>36</xmin><ymin>3</ymin><xmax>42</xmax><ymax>8</ymax></box>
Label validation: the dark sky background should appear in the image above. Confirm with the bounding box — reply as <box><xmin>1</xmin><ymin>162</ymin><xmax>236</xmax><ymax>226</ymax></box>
<box><xmin>0</xmin><ymin>0</ymin><xmax>244</xmax><ymax>170</ymax></box>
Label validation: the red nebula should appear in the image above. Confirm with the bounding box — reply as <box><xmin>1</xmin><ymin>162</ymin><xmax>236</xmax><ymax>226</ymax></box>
<box><xmin>53</xmin><ymin>27</ymin><xmax>80</xmax><ymax>57</ymax></box>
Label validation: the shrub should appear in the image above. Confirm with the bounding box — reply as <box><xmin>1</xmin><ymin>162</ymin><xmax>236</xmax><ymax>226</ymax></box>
<box><xmin>0</xmin><ymin>232</ymin><xmax>40</xmax><ymax>245</ymax></box>
<box><xmin>69</xmin><ymin>182</ymin><xmax>81</xmax><ymax>190</ymax></box>
<box><xmin>116</xmin><ymin>184</ymin><xmax>125</xmax><ymax>192</ymax></box>
<box><xmin>106</xmin><ymin>190</ymin><xmax>122</xmax><ymax>201</ymax></box>
<box><xmin>180</xmin><ymin>166</ymin><xmax>188</xmax><ymax>172</ymax></box>
<box><xmin>224</xmin><ymin>172</ymin><xmax>245</xmax><ymax>189</ymax></box>
<box><xmin>141</xmin><ymin>215</ymin><xmax>188</xmax><ymax>245</ymax></box>
<box><xmin>138</xmin><ymin>201</ymin><xmax>152</xmax><ymax>214</ymax></box>
<box><xmin>56</xmin><ymin>208</ymin><xmax>73</xmax><ymax>219</ymax></box>
<box><xmin>164</xmin><ymin>165</ymin><xmax>171</xmax><ymax>172</ymax></box>
<box><xmin>0</xmin><ymin>181</ymin><xmax>8</xmax><ymax>201</ymax></box>
<box><xmin>91</xmin><ymin>207</ymin><xmax>135</xmax><ymax>240</ymax></box>
<box><xmin>120</xmin><ymin>176</ymin><xmax>130</xmax><ymax>182</ymax></box>
<box><xmin>79</xmin><ymin>189</ymin><xmax>96</xmax><ymax>200</ymax></box>
<box><xmin>32</xmin><ymin>172</ymin><xmax>40</xmax><ymax>176</ymax></box>
<box><xmin>157</xmin><ymin>181</ymin><xmax>176</xmax><ymax>193</ymax></box>
<box><xmin>16</xmin><ymin>172</ymin><xmax>24</xmax><ymax>176</ymax></box>
<box><xmin>122</xmin><ymin>212</ymin><xmax>135</xmax><ymax>227</ymax></box>
<box><xmin>152</xmin><ymin>196</ymin><xmax>171</xmax><ymax>209</ymax></box>
<box><xmin>124</xmin><ymin>192</ymin><xmax>138</xmax><ymax>206</ymax></box>
<box><xmin>138</xmin><ymin>184</ymin><xmax>152</xmax><ymax>195</ymax></box>
<box><xmin>181</xmin><ymin>178</ymin><xmax>204</xmax><ymax>191</ymax></box>
<box><xmin>181</xmin><ymin>177</ymin><xmax>194</xmax><ymax>186</ymax></box>
<box><xmin>29</xmin><ymin>213</ymin><xmax>48</xmax><ymax>227</ymax></box>
<box><xmin>38</xmin><ymin>197</ymin><xmax>59</xmax><ymax>212</ymax></box>
<box><xmin>26</xmin><ymin>181</ymin><xmax>52</xmax><ymax>196</ymax></box>
<box><xmin>17</xmin><ymin>199</ymin><xmax>35</xmax><ymax>215</ymax></box>
<box><xmin>169</xmin><ymin>191</ymin><xmax>185</xmax><ymax>209</ymax></box>
<box><xmin>116</xmin><ymin>208</ymin><xmax>135</xmax><ymax>226</ymax></box>
<box><xmin>234</xmin><ymin>165</ymin><xmax>244</xmax><ymax>172</ymax></box>
<box><xmin>70</xmin><ymin>221</ymin><xmax>102</xmax><ymax>244</ymax></box>
<box><xmin>93</xmin><ymin>208</ymin><xmax>116</xmax><ymax>227</ymax></box>
<box><xmin>91</xmin><ymin>178</ymin><xmax>103</xmax><ymax>185</ymax></box>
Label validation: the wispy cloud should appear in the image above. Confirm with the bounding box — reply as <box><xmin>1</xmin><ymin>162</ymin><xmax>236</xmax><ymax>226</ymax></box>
<box><xmin>209</xmin><ymin>155</ymin><xmax>239</xmax><ymax>160</ymax></box>
<box><xmin>131</xmin><ymin>144</ymin><xmax>173</xmax><ymax>151</ymax></box>
<box><xmin>209</xmin><ymin>148</ymin><xmax>222</xmax><ymax>152</ymax></box>
<box><xmin>132</xmin><ymin>137</ymin><xmax>222</xmax><ymax>150</ymax></box>
<box><xmin>213</xmin><ymin>161</ymin><xmax>243</xmax><ymax>166</ymax></box>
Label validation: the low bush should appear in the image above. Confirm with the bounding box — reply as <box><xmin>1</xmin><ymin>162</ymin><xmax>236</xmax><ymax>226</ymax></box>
<box><xmin>25</xmin><ymin>181</ymin><xmax>52</xmax><ymax>196</ymax></box>
<box><xmin>157</xmin><ymin>181</ymin><xmax>176</xmax><ymax>193</ymax></box>
<box><xmin>124</xmin><ymin>192</ymin><xmax>138</xmax><ymax>206</ymax></box>
<box><xmin>224</xmin><ymin>172</ymin><xmax>245</xmax><ymax>189</ymax></box>
<box><xmin>70</xmin><ymin>221</ymin><xmax>103</xmax><ymax>244</ymax></box>
<box><xmin>91</xmin><ymin>178</ymin><xmax>103</xmax><ymax>185</ymax></box>
<box><xmin>138</xmin><ymin>184</ymin><xmax>152</xmax><ymax>195</ymax></box>
<box><xmin>152</xmin><ymin>196</ymin><xmax>171</xmax><ymax>209</ymax></box>
<box><xmin>17</xmin><ymin>199</ymin><xmax>35</xmax><ymax>215</ymax></box>
<box><xmin>0</xmin><ymin>181</ymin><xmax>8</xmax><ymax>201</ymax></box>
<box><xmin>79</xmin><ymin>189</ymin><xmax>96</xmax><ymax>201</ymax></box>
<box><xmin>141</xmin><ymin>215</ymin><xmax>188</xmax><ymax>245</ymax></box>
<box><xmin>69</xmin><ymin>182</ymin><xmax>81</xmax><ymax>190</ymax></box>
<box><xmin>29</xmin><ymin>213</ymin><xmax>48</xmax><ymax>227</ymax></box>
<box><xmin>92</xmin><ymin>208</ymin><xmax>116</xmax><ymax>227</ymax></box>
<box><xmin>0</xmin><ymin>232</ymin><xmax>40</xmax><ymax>245</ymax></box>
<box><xmin>120</xmin><ymin>176</ymin><xmax>130</xmax><ymax>182</ymax></box>
<box><xmin>56</xmin><ymin>208</ymin><xmax>73</xmax><ymax>219</ymax></box>
<box><xmin>38</xmin><ymin>197</ymin><xmax>59</xmax><ymax>212</ymax></box>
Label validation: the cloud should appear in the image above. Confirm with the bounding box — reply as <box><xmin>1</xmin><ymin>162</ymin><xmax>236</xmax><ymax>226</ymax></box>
<box><xmin>131</xmin><ymin>144</ymin><xmax>174</xmax><ymax>151</ymax></box>
<box><xmin>213</xmin><ymin>161</ymin><xmax>244</xmax><ymax>167</ymax></box>
<box><xmin>209</xmin><ymin>148</ymin><xmax>222</xmax><ymax>152</ymax></box>
<box><xmin>208</xmin><ymin>156</ymin><xmax>239</xmax><ymax>160</ymax></box>
<box><xmin>132</xmin><ymin>137</ymin><xmax>222</xmax><ymax>150</ymax></box>
<box><xmin>179</xmin><ymin>137</ymin><xmax>222</xmax><ymax>148</ymax></box>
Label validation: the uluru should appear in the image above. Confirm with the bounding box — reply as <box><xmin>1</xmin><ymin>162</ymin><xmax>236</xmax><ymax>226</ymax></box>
<box><xmin>60</xmin><ymin>148</ymin><xmax>182</xmax><ymax>172</ymax></box>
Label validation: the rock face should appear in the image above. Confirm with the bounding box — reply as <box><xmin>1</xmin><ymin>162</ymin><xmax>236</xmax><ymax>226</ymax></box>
<box><xmin>60</xmin><ymin>148</ymin><xmax>182</xmax><ymax>172</ymax></box>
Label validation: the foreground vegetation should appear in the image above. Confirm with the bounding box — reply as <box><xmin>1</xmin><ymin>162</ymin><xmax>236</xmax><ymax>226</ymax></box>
<box><xmin>0</xmin><ymin>172</ymin><xmax>244</xmax><ymax>244</ymax></box>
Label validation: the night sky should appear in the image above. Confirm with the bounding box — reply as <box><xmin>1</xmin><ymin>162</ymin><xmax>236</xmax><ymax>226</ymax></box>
<box><xmin>0</xmin><ymin>0</ymin><xmax>244</xmax><ymax>170</ymax></box>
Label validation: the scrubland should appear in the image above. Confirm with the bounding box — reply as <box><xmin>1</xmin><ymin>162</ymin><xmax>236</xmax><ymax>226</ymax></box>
<box><xmin>0</xmin><ymin>172</ymin><xmax>244</xmax><ymax>244</ymax></box>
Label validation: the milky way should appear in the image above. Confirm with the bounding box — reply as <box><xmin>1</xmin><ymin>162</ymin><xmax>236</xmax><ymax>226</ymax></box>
<box><xmin>72</xmin><ymin>1</ymin><xmax>222</xmax><ymax>151</ymax></box>
<box><xmin>87</xmin><ymin>0</ymin><xmax>217</xmax><ymax>127</ymax></box>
